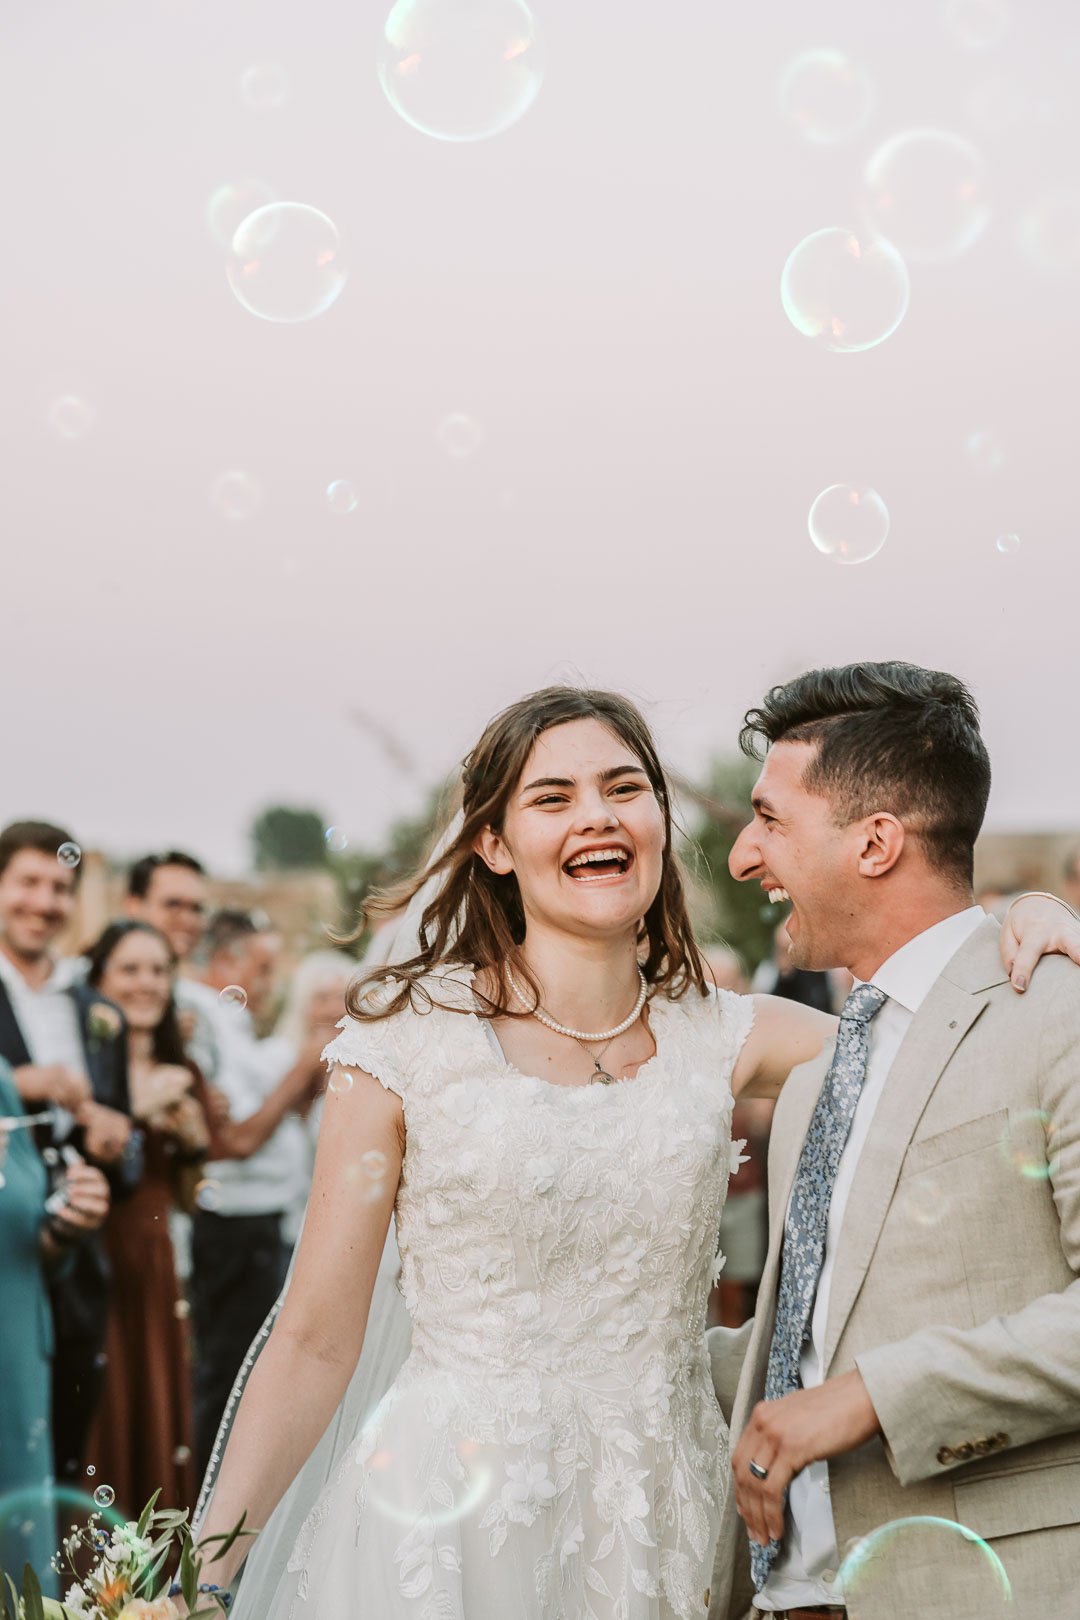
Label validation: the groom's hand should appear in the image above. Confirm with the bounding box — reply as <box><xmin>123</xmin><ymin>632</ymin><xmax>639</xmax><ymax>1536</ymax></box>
<box><xmin>732</xmin><ymin>1370</ymin><xmax>881</xmax><ymax>1546</ymax></box>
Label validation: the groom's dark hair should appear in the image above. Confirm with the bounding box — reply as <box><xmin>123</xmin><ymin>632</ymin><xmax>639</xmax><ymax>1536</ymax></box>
<box><xmin>740</xmin><ymin>662</ymin><xmax>991</xmax><ymax>887</ymax></box>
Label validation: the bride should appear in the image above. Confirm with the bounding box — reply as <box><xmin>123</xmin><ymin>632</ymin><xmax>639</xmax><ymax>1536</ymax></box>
<box><xmin>192</xmin><ymin>686</ymin><xmax>1071</xmax><ymax>1619</ymax></box>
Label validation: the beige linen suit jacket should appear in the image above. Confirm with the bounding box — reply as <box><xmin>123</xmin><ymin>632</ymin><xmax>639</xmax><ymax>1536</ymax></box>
<box><xmin>707</xmin><ymin>918</ymin><xmax>1080</xmax><ymax>1620</ymax></box>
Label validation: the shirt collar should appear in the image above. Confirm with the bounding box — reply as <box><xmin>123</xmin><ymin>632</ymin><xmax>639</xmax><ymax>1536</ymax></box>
<box><xmin>0</xmin><ymin>947</ymin><xmax>80</xmax><ymax>997</ymax></box>
<box><xmin>857</xmin><ymin>906</ymin><xmax>986</xmax><ymax>1015</ymax></box>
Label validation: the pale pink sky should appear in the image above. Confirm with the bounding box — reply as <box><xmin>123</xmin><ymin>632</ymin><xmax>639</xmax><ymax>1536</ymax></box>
<box><xmin>2</xmin><ymin>0</ymin><xmax>1077</xmax><ymax>871</ymax></box>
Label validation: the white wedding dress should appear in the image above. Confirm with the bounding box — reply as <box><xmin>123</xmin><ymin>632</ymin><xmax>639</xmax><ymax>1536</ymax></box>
<box><xmin>265</xmin><ymin>970</ymin><xmax>752</xmax><ymax>1620</ymax></box>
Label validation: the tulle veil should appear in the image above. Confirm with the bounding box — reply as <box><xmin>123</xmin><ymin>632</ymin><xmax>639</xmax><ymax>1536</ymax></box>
<box><xmin>191</xmin><ymin>812</ymin><xmax>464</xmax><ymax>1613</ymax></box>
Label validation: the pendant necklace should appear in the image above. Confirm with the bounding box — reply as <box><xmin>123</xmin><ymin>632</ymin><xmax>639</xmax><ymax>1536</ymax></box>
<box><xmin>505</xmin><ymin>965</ymin><xmax>647</xmax><ymax>1086</ymax></box>
<box><xmin>573</xmin><ymin>1033</ymin><xmax>618</xmax><ymax>1086</ymax></box>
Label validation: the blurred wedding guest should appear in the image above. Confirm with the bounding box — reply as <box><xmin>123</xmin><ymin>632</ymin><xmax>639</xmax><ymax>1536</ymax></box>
<box><xmin>0</xmin><ymin>1057</ymin><xmax>109</xmax><ymax>1595</ymax></box>
<box><xmin>750</xmin><ymin>914</ymin><xmax>839</xmax><ymax>1012</ymax></box>
<box><xmin>125</xmin><ymin>851</ymin><xmax>221</xmax><ymax>1085</ymax></box>
<box><xmin>190</xmin><ymin>911</ymin><xmax>329</xmax><ymax>1478</ymax></box>
<box><xmin>82</xmin><ymin>921</ymin><xmax>217</xmax><ymax>1517</ymax></box>
<box><xmin>0</xmin><ymin>819</ymin><xmax>140</xmax><ymax>1483</ymax></box>
<box><xmin>1063</xmin><ymin>847</ymin><xmax>1080</xmax><ymax>913</ymax></box>
<box><xmin>704</xmin><ymin>946</ymin><xmax>772</xmax><ymax>1329</ymax></box>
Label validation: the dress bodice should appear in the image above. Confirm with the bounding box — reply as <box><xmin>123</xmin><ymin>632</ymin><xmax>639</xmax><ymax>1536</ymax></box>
<box><xmin>294</xmin><ymin>974</ymin><xmax>754</xmax><ymax>1619</ymax></box>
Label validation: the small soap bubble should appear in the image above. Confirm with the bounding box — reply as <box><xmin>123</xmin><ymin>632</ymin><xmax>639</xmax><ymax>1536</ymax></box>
<box><xmin>839</xmin><ymin>1515</ymin><xmax>1010</xmax><ymax>1612</ymax></box>
<box><xmin>329</xmin><ymin>1069</ymin><xmax>354</xmax><ymax>1096</ymax></box>
<box><xmin>808</xmin><ymin>484</ymin><xmax>889</xmax><ymax>565</ymax></box>
<box><xmin>85</xmin><ymin>1465</ymin><xmax>96</xmax><ymax>1477</ymax></box>
<box><xmin>93</xmin><ymin>1352</ymin><xmax>108</xmax><ymax>1370</ymax></box>
<box><xmin>219</xmin><ymin>985</ymin><xmax>248</xmax><ymax>1010</ymax></box>
<box><xmin>436</xmin><ymin>412</ymin><xmax>485</xmax><ymax>459</ymax></box>
<box><xmin>945</xmin><ymin>0</ymin><xmax>1009</xmax><ymax>50</ymax></box>
<box><xmin>361</xmin><ymin>1149</ymin><xmax>388</xmax><ymax>1179</ymax></box>
<box><xmin>57</xmin><ymin>842</ymin><xmax>82</xmax><ymax>869</ymax></box>
<box><xmin>92</xmin><ymin>1528</ymin><xmax>109</xmax><ymax>1549</ymax></box>
<box><xmin>965</xmin><ymin>429</ymin><xmax>1004</xmax><ymax>472</ymax></box>
<box><xmin>172</xmin><ymin>1445</ymin><xmax>192</xmax><ymax>1465</ymax></box>
<box><xmin>325</xmin><ymin>826</ymin><xmax>349</xmax><ymax>852</ymax></box>
<box><xmin>48</xmin><ymin>395</ymin><xmax>95</xmax><ymax>440</ymax></box>
<box><xmin>174</xmin><ymin>1298</ymin><xmax>191</xmax><ymax>1320</ymax></box>
<box><xmin>327</xmin><ymin>480</ymin><xmax>359</xmax><ymax>515</ymax></box>
<box><xmin>240</xmin><ymin>61</ymin><xmax>290</xmax><ymax>110</ymax></box>
<box><xmin>211</xmin><ymin>469</ymin><xmax>263</xmax><ymax>522</ymax></box>
<box><xmin>378</xmin><ymin>0</ymin><xmax>544</xmax><ymax>143</ymax></box>
<box><xmin>195</xmin><ymin>1179</ymin><xmax>222</xmax><ymax>1212</ymax></box>
<box><xmin>1001</xmin><ymin>1109</ymin><xmax>1057</xmax><ymax>1176</ymax></box>
<box><xmin>206</xmin><ymin>179</ymin><xmax>277</xmax><ymax>248</ymax></box>
<box><xmin>995</xmin><ymin>532</ymin><xmax>1020</xmax><ymax>555</ymax></box>
<box><xmin>777</xmin><ymin>48</ymin><xmax>873</xmax><ymax>144</ymax></box>
<box><xmin>781</xmin><ymin>228</ymin><xmax>909</xmax><ymax>353</ymax></box>
<box><xmin>227</xmin><ymin>202</ymin><xmax>347</xmax><ymax>324</ymax></box>
<box><xmin>903</xmin><ymin>1173</ymin><xmax>953</xmax><ymax>1228</ymax></box>
<box><xmin>863</xmin><ymin>129</ymin><xmax>989</xmax><ymax>263</ymax></box>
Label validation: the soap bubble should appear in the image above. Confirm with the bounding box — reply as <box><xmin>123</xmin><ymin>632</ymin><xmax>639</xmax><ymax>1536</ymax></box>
<box><xmin>378</xmin><ymin>0</ymin><xmax>544</xmax><ymax>142</ymax></box>
<box><xmin>240</xmin><ymin>61</ymin><xmax>290</xmax><ymax>110</ymax></box>
<box><xmin>211</xmin><ymin>470</ymin><xmax>263</xmax><ymax>522</ymax></box>
<box><xmin>995</xmin><ymin>532</ymin><xmax>1021</xmax><ymax>555</ymax></box>
<box><xmin>1018</xmin><ymin>193</ymin><xmax>1080</xmax><ymax>275</ymax></box>
<box><xmin>219</xmin><ymin>985</ymin><xmax>248</xmax><ymax>1010</ymax></box>
<box><xmin>361</xmin><ymin>1149</ymin><xmax>388</xmax><ymax>1179</ymax></box>
<box><xmin>206</xmin><ymin>179</ymin><xmax>276</xmax><ymax>248</ymax></box>
<box><xmin>1001</xmin><ymin>1108</ymin><xmax>1057</xmax><ymax>1176</ymax></box>
<box><xmin>194</xmin><ymin>1179</ymin><xmax>222</xmax><ymax>1212</ymax></box>
<box><xmin>863</xmin><ymin>129</ymin><xmax>989</xmax><ymax>262</ymax></box>
<box><xmin>781</xmin><ymin>228</ymin><xmax>909</xmax><ymax>353</ymax></box>
<box><xmin>173</xmin><ymin>1445</ymin><xmax>192</xmax><ymax>1465</ymax></box>
<box><xmin>809</xmin><ymin>485</ymin><xmax>889</xmax><ymax>565</ymax></box>
<box><xmin>174</xmin><ymin>1298</ymin><xmax>191</xmax><ymax>1320</ymax></box>
<box><xmin>327</xmin><ymin>480</ymin><xmax>358</xmax><ymax>515</ymax></box>
<box><xmin>965</xmin><ymin>429</ymin><xmax>1004</xmax><ymax>472</ymax></box>
<box><xmin>325</xmin><ymin>826</ymin><xmax>349</xmax><ymax>852</ymax></box>
<box><xmin>85</xmin><ymin>1465</ymin><xmax>96</xmax><ymax>1477</ymax></box>
<box><xmin>898</xmin><ymin>1172</ymin><xmax>953</xmax><ymax>1228</ymax></box>
<box><xmin>362</xmin><ymin>1384</ymin><xmax>493</xmax><ymax>1527</ymax></box>
<box><xmin>838</xmin><ymin>1516</ymin><xmax>1010</xmax><ymax>1612</ymax></box>
<box><xmin>945</xmin><ymin>0</ymin><xmax>1009</xmax><ymax>50</ymax></box>
<box><xmin>57</xmin><ymin>842</ymin><xmax>82</xmax><ymax>869</ymax></box>
<box><xmin>777</xmin><ymin>48</ymin><xmax>873</xmax><ymax>144</ymax></box>
<box><xmin>93</xmin><ymin>1484</ymin><xmax>115</xmax><ymax>1509</ymax></box>
<box><xmin>436</xmin><ymin>411</ymin><xmax>486</xmax><ymax>458</ymax></box>
<box><xmin>92</xmin><ymin>1529</ymin><xmax>109</xmax><ymax>1549</ymax></box>
<box><xmin>328</xmin><ymin>1069</ymin><xmax>354</xmax><ymax>1096</ymax></box>
<box><xmin>48</xmin><ymin>394</ymin><xmax>95</xmax><ymax>440</ymax></box>
<box><xmin>227</xmin><ymin>203</ymin><xmax>347</xmax><ymax>324</ymax></box>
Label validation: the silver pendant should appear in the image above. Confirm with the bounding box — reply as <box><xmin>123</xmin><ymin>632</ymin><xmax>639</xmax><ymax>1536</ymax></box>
<box><xmin>589</xmin><ymin>1068</ymin><xmax>616</xmax><ymax>1086</ymax></box>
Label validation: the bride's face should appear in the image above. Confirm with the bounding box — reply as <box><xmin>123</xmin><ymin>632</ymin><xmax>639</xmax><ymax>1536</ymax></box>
<box><xmin>475</xmin><ymin>718</ymin><xmax>666</xmax><ymax>944</ymax></box>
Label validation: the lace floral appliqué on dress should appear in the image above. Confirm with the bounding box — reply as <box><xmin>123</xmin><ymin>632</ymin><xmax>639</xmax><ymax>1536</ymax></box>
<box><xmin>274</xmin><ymin>977</ymin><xmax>754</xmax><ymax>1620</ymax></box>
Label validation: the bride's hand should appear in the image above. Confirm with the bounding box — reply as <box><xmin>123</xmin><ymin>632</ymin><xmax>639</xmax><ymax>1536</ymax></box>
<box><xmin>1000</xmin><ymin>893</ymin><xmax>1080</xmax><ymax>991</ymax></box>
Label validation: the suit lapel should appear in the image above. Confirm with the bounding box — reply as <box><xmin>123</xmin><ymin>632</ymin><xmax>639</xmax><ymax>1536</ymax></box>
<box><xmin>0</xmin><ymin>977</ymin><xmax>32</xmax><ymax>1068</ymax></box>
<box><xmin>821</xmin><ymin>972</ymin><xmax>990</xmax><ymax>1373</ymax></box>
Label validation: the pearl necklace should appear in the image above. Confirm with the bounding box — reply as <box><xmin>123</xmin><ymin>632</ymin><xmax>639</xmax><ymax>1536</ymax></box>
<box><xmin>505</xmin><ymin>964</ymin><xmax>648</xmax><ymax>1043</ymax></box>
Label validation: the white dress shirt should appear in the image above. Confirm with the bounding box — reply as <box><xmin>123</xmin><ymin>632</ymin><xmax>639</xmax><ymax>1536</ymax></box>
<box><xmin>757</xmin><ymin>906</ymin><xmax>985</xmax><ymax>1611</ymax></box>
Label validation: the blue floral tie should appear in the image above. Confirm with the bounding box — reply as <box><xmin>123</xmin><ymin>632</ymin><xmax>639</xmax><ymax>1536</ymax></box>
<box><xmin>750</xmin><ymin>981</ymin><xmax>888</xmax><ymax>1591</ymax></box>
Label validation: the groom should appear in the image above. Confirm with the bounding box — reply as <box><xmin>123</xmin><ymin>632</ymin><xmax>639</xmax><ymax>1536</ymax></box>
<box><xmin>707</xmin><ymin>662</ymin><xmax>1080</xmax><ymax>1620</ymax></box>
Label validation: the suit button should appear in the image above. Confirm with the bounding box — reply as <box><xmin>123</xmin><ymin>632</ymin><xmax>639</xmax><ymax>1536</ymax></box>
<box><xmin>936</xmin><ymin>1446</ymin><xmax>954</xmax><ymax>1465</ymax></box>
<box><xmin>955</xmin><ymin>1442</ymin><xmax>975</xmax><ymax>1460</ymax></box>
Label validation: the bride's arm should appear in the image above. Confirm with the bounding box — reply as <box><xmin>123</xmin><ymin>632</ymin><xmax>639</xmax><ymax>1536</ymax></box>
<box><xmin>195</xmin><ymin>1065</ymin><xmax>403</xmax><ymax>1589</ymax></box>
<box><xmin>732</xmin><ymin>995</ymin><xmax>835</xmax><ymax>1101</ymax></box>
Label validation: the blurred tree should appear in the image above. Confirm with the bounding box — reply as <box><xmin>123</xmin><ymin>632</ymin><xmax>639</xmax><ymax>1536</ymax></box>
<box><xmin>331</xmin><ymin>784</ymin><xmax>455</xmax><ymax>947</ymax></box>
<box><xmin>251</xmin><ymin>806</ymin><xmax>328</xmax><ymax>871</ymax></box>
<box><xmin>677</xmin><ymin>756</ymin><xmax>777</xmax><ymax>971</ymax></box>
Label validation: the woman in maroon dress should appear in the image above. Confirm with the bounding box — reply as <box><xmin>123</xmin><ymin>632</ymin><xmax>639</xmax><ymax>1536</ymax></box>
<box><xmin>83</xmin><ymin>920</ymin><xmax>214</xmax><ymax>1516</ymax></box>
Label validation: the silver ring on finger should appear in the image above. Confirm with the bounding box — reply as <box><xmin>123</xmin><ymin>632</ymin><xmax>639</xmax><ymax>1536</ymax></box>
<box><xmin>748</xmin><ymin>1459</ymin><xmax>769</xmax><ymax>1481</ymax></box>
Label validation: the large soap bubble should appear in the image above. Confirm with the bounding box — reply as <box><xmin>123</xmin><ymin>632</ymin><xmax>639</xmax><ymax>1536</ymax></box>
<box><xmin>777</xmin><ymin>48</ymin><xmax>873</xmax><ymax>143</ymax></box>
<box><xmin>227</xmin><ymin>203</ymin><xmax>347</xmax><ymax>323</ymax></box>
<box><xmin>863</xmin><ymin>129</ymin><xmax>989</xmax><ymax>262</ymax></box>
<box><xmin>781</xmin><ymin>228</ymin><xmax>909</xmax><ymax>353</ymax></box>
<box><xmin>839</xmin><ymin>1516</ymin><xmax>1010</xmax><ymax>1613</ymax></box>
<box><xmin>378</xmin><ymin>0</ymin><xmax>544</xmax><ymax>142</ymax></box>
<box><xmin>808</xmin><ymin>484</ymin><xmax>889</xmax><ymax>564</ymax></box>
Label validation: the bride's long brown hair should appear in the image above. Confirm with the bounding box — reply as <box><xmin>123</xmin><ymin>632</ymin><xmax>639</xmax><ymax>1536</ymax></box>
<box><xmin>345</xmin><ymin>686</ymin><xmax>710</xmax><ymax>1022</ymax></box>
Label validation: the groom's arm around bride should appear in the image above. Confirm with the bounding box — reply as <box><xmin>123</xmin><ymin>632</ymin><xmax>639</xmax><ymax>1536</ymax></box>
<box><xmin>708</xmin><ymin>661</ymin><xmax>1080</xmax><ymax>1620</ymax></box>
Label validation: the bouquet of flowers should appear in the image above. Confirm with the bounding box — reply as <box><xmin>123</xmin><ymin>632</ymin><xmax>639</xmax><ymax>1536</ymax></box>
<box><xmin>0</xmin><ymin>1492</ymin><xmax>252</xmax><ymax>1620</ymax></box>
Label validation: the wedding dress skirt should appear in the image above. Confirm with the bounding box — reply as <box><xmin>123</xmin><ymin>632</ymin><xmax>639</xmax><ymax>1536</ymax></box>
<box><xmin>225</xmin><ymin>974</ymin><xmax>753</xmax><ymax>1620</ymax></box>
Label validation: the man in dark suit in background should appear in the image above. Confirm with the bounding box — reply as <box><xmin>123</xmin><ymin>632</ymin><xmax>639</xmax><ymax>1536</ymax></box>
<box><xmin>0</xmin><ymin>820</ymin><xmax>141</xmax><ymax>1481</ymax></box>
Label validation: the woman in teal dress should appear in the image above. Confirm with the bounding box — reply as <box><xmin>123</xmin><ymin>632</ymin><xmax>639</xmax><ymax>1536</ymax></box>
<box><xmin>0</xmin><ymin>1058</ymin><xmax>109</xmax><ymax>1594</ymax></box>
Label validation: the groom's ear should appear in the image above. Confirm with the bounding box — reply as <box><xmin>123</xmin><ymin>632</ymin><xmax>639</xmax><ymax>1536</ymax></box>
<box><xmin>474</xmin><ymin>826</ymin><xmax>515</xmax><ymax>875</ymax></box>
<box><xmin>854</xmin><ymin>813</ymin><xmax>906</xmax><ymax>879</ymax></box>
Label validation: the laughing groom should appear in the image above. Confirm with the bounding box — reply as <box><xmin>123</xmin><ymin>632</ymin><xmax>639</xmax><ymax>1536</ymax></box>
<box><xmin>708</xmin><ymin>662</ymin><xmax>1080</xmax><ymax>1620</ymax></box>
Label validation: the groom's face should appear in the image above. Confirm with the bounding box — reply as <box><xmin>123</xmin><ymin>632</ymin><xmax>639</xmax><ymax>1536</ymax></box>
<box><xmin>729</xmin><ymin>741</ymin><xmax>853</xmax><ymax>971</ymax></box>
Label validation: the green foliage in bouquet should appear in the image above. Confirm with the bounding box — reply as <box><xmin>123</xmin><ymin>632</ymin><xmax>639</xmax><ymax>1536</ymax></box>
<box><xmin>0</xmin><ymin>1491</ymin><xmax>253</xmax><ymax>1620</ymax></box>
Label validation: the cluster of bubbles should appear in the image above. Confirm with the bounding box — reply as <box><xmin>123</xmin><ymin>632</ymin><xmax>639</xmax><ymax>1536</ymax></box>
<box><xmin>327</xmin><ymin>480</ymin><xmax>359</xmax><ymax>515</ymax></box>
<box><xmin>808</xmin><ymin>484</ymin><xmax>890</xmax><ymax>565</ymax></box>
<box><xmin>838</xmin><ymin>1515</ymin><xmax>1010</xmax><ymax>1611</ymax></box>
<box><xmin>777</xmin><ymin>49</ymin><xmax>873</xmax><ymax>144</ymax></box>
<box><xmin>378</xmin><ymin>0</ymin><xmax>544</xmax><ymax>142</ymax></box>
<box><xmin>226</xmin><ymin>203</ymin><xmax>347</xmax><ymax>324</ymax></box>
<box><xmin>212</xmin><ymin>470</ymin><xmax>263</xmax><ymax>522</ymax></box>
<box><xmin>219</xmin><ymin>984</ymin><xmax>248</xmax><ymax>1010</ymax></box>
<box><xmin>57</xmin><ymin>841</ymin><xmax>82</xmax><ymax>869</ymax></box>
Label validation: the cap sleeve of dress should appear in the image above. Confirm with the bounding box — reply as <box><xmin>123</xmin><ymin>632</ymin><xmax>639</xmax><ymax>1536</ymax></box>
<box><xmin>709</xmin><ymin>985</ymin><xmax>757</xmax><ymax>1070</ymax></box>
<box><xmin>322</xmin><ymin>1005</ymin><xmax>413</xmax><ymax>1105</ymax></box>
